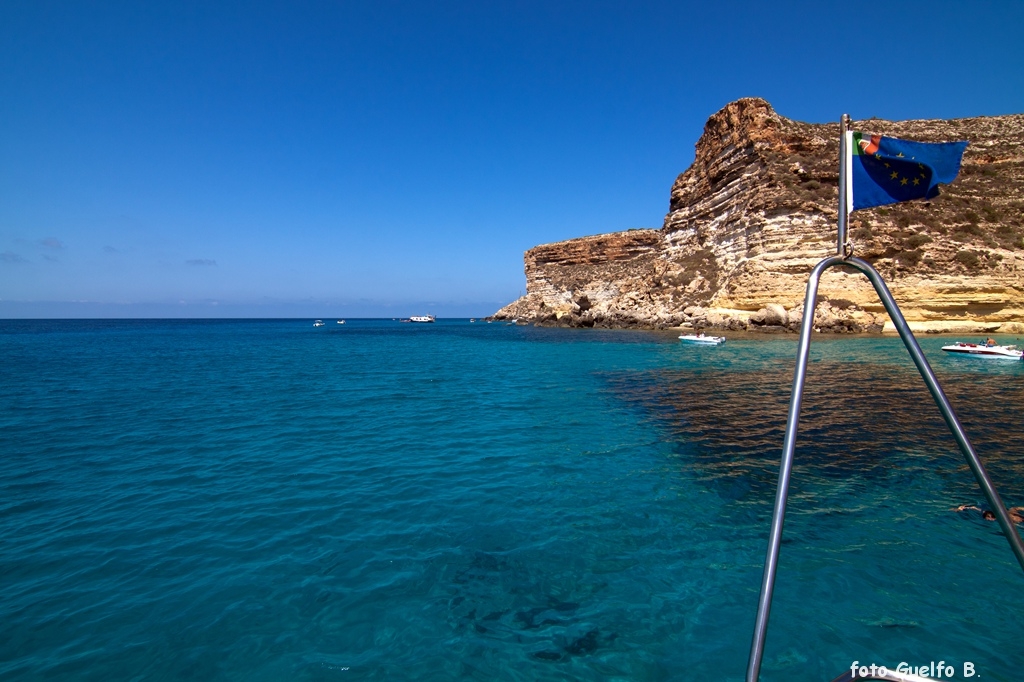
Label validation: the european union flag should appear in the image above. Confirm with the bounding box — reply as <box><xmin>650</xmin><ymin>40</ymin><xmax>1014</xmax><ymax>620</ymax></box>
<box><xmin>850</xmin><ymin>132</ymin><xmax>967</xmax><ymax>211</ymax></box>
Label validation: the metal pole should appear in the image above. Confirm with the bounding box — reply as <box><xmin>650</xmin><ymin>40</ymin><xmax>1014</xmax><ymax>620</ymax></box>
<box><xmin>846</xmin><ymin>256</ymin><xmax>1024</xmax><ymax>572</ymax></box>
<box><xmin>836</xmin><ymin>114</ymin><xmax>851</xmax><ymax>255</ymax></box>
<box><xmin>745</xmin><ymin>255</ymin><xmax>845</xmax><ymax>682</ymax></box>
<box><xmin>745</xmin><ymin>111</ymin><xmax>1022</xmax><ymax>682</ymax></box>
<box><xmin>745</xmin><ymin>256</ymin><xmax>1024</xmax><ymax>682</ymax></box>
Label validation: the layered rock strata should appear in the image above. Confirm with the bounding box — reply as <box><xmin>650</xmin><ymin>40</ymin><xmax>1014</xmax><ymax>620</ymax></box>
<box><xmin>493</xmin><ymin>98</ymin><xmax>1024</xmax><ymax>333</ymax></box>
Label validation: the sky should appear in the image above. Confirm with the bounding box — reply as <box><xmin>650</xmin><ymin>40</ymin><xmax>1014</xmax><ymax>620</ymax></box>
<box><xmin>2</xmin><ymin>0</ymin><xmax>1023</xmax><ymax>318</ymax></box>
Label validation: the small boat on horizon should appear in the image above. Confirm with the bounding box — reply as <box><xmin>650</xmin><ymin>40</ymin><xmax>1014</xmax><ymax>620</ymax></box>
<box><xmin>409</xmin><ymin>315</ymin><xmax>435</xmax><ymax>323</ymax></box>
<box><xmin>941</xmin><ymin>340</ymin><xmax>1022</xmax><ymax>359</ymax></box>
<box><xmin>337</xmin><ymin>320</ymin><xmax>345</xmax><ymax>325</ymax></box>
<box><xmin>679</xmin><ymin>332</ymin><xmax>725</xmax><ymax>346</ymax></box>
<box><xmin>313</xmin><ymin>320</ymin><xmax>325</xmax><ymax>327</ymax></box>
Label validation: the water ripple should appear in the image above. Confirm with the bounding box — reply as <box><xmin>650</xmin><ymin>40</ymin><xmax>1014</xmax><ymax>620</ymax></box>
<box><xmin>1</xmin><ymin>321</ymin><xmax>1022</xmax><ymax>681</ymax></box>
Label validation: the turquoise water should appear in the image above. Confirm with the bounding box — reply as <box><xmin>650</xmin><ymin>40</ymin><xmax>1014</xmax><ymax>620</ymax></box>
<box><xmin>2</xmin><ymin>319</ymin><xmax>1023</xmax><ymax>681</ymax></box>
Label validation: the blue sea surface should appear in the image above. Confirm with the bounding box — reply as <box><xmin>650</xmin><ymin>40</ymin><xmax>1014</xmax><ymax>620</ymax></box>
<box><xmin>2</xmin><ymin>319</ymin><xmax>1023</xmax><ymax>681</ymax></box>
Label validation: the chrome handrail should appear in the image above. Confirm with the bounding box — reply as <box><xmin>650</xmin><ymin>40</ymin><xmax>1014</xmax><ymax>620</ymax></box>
<box><xmin>744</xmin><ymin>254</ymin><xmax>1024</xmax><ymax>682</ymax></box>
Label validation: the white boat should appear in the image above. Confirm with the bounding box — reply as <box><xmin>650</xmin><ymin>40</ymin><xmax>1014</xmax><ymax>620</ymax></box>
<box><xmin>679</xmin><ymin>333</ymin><xmax>725</xmax><ymax>346</ymax></box>
<box><xmin>409</xmin><ymin>315</ymin><xmax>435</xmax><ymax>323</ymax></box>
<box><xmin>941</xmin><ymin>341</ymin><xmax>1022</xmax><ymax>359</ymax></box>
<box><xmin>313</xmin><ymin>320</ymin><xmax>325</xmax><ymax>327</ymax></box>
<box><xmin>337</xmin><ymin>320</ymin><xmax>345</xmax><ymax>325</ymax></box>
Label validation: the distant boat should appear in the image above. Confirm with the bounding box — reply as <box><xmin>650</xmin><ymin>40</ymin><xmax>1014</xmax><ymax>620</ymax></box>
<box><xmin>679</xmin><ymin>333</ymin><xmax>725</xmax><ymax>346</ymax></box>
<box><xmin>409</xmin><ymin>315</ymin><xmax>435</xmax><ymax>323</ymax></box>
<box><xmin>313</xmin><ymin>320</ymin><xmax>325</xmax><ymax>327</ymax></box>
<box><xmin>337</xmin><ymin>320</ymin><xmax>345</xmax><ymax>325</ymax></box>
<box><xmin>941</xmin><ymin>341</ymin><xmax>1022</xmax><ymax>359</ymax></box>
<box><xmin>470</xmin><ymin>318</ymin><xmax>476</xmax><ymax>323</ymax></box>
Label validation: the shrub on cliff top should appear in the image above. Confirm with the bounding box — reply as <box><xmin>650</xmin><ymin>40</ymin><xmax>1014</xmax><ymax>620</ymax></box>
<box><xmin>896</xmin><ymin>249</ymin><xmax>923</xmax><ymax>267</ymax></box>
<box><xmin>953</xmin><ymin>223</ymin><xmax>984</xmax><ymax>240</ymax></box>
<box><xmin>904</xmin><ymin>233</ymin><xmax>933</xmax><ymax>249</ymax></box>
<box><xmin>955</xmin><ymin>250</ymin><xmax>981</xmax><ymax>269</ymax></box>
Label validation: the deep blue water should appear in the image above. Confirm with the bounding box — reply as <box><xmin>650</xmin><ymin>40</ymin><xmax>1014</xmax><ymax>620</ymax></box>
<box><xmin>2</xmin><ymin>319</ymin><xmax>1023</xmax><ymax>681</ymax></box>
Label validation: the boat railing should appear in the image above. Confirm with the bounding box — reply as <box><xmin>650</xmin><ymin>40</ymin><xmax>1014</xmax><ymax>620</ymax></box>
<box><xmin>744</xmin><ymin>256</ymin><xmax>1024</xmax><ymax>682</ymax></box>
<box><xmin>743</xmin><ymin>113</ymin><xmax>1024</xmax><ymax>682</ymax></box>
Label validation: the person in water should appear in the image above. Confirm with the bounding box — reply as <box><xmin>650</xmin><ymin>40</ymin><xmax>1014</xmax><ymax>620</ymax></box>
<box><xmin>956</xmin><ymin>504</ymin><xmax>1024</xmax><ymax>524</ymax></box>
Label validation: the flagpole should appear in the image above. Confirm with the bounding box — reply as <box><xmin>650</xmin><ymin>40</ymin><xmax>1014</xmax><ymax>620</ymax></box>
<box><xmin>836</xmin><ymin>113</ymin><xmax>851</xmax><ymax>256</ymax></box>
<box><xmin>746</xmin><ymin>114</ymin><xmax>1023</xmax><ymax>682</ymax></box>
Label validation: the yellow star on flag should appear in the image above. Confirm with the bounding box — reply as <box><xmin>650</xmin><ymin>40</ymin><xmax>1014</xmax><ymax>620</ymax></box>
<box><xmin>901</xmin><ymin>177</ymin><xmax>908</xmax><ymax>185</ymax></box>
<box><xmin>913</xmin><ymin>178</ymin><xmax>920</xmax><ymax>185</ymax></box>
<box><xmin>890</xmin><ymin>171</ymin><xmax>899</xmax><ymax>180</ymax></box>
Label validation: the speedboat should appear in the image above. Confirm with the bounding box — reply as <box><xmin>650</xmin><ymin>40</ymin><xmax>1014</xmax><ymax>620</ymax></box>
<box><xmin>313</xmin><ymin>320</ymin><xmax>325</xmax><ymax>327</ymax></box>
<box><xmin>337</xmin><ymin>320</ymin><xmax>345</xmax><ymax>325</ymax></box>
<box><xmin>679</xmin><ymin>333</ymin><xmax>725</xmax><ymax>346</ymax></box>
<box><xmin>409</xmin><ymin>315</ymin><xmax>435</xmax><ymax>323</ymax></box>
<box><xmin>941</xmin><ymin>341</ymin><xmax>1022</xmax><ymax>359</ymax></box>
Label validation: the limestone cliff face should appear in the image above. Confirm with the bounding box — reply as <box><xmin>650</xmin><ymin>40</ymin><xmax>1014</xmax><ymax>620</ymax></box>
<box><xmin>494</xmin><ymin>98</ymin><xmax>1024</xmax><ymax>333</ymax></box>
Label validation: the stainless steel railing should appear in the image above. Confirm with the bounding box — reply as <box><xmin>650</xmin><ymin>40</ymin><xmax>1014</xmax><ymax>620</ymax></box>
<box><xmin>744</xmin><ymin>254</ymin><xmax>1024</xmax><ymax>682</ymax></box>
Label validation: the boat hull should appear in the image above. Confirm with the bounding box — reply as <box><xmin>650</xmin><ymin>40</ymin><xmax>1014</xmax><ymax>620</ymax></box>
<box><xmin>679</xmin><ymin>335</ymin><xmax>725</xmax><ymax>346</ymax></box>
<box><xmin>941</xmin><ymin>343</ymin><xmax>1022</xmax><ymax>359</ymax></box>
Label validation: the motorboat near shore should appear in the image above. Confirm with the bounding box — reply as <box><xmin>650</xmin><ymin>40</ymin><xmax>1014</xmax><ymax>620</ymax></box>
<box><xmin>679</xmin><ymin>333</ymin><xmax>725</xmax><ymax>346</ymax></box>
<box><xmin>941</xmin><ymin>341</ymin><xmax>1022</xmax><ymax>360</ymax></box>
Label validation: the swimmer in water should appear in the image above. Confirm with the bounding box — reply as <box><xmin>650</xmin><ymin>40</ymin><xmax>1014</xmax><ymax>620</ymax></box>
<box><xmin>956</xmin><ymin>505</ymin><xmax>1024</xmax><ymax>524</ymax></box>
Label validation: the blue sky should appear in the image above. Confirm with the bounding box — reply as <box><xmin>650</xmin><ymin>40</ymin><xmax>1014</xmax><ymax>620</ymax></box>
<box><xmin>2</xmin><ymin>1</ymin><xmax>1022</xmax><ymax>318</ymax></box>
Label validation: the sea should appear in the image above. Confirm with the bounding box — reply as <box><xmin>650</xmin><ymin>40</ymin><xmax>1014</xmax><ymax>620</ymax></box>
<box><xmin>2</xmin><ymin>319</ymin><xmax>1023</xmax><ymax>681</ymax></box>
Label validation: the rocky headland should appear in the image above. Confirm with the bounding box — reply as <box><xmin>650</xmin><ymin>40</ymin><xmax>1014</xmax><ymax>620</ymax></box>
<box><xmin>492</xmin><ymin>98</ymin><xmax>1024</xmax><ymax>333</ymax></box>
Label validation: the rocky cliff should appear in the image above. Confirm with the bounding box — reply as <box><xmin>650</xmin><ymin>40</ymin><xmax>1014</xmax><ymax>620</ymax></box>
<box><xmin>493</xmin><ymin>98</ymin><xmax>1024</xmax><ymax>333</ymax></box>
